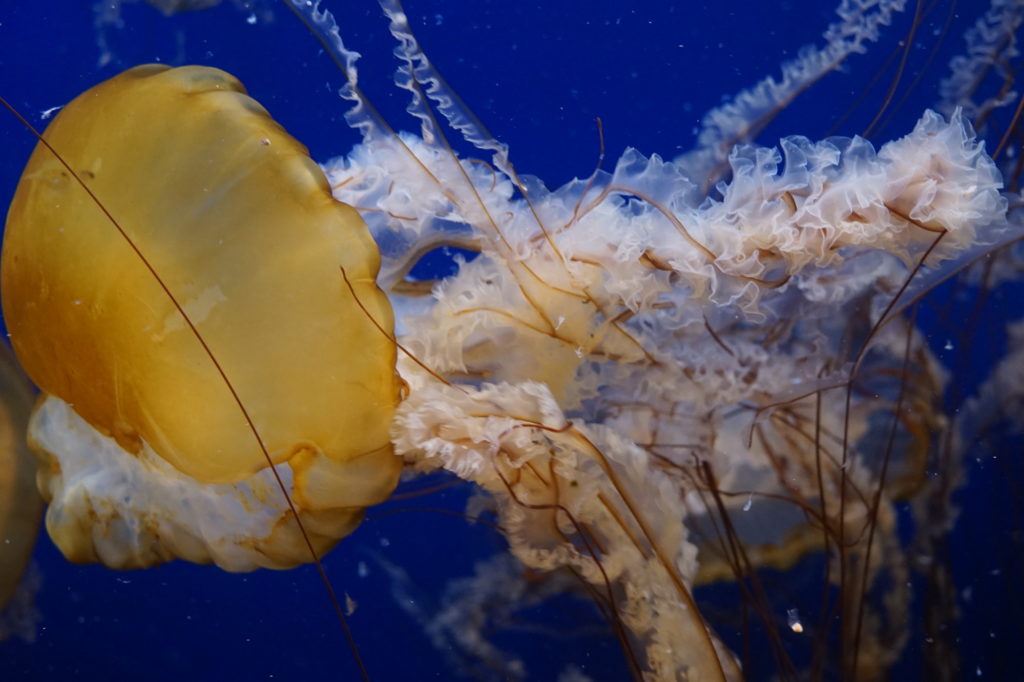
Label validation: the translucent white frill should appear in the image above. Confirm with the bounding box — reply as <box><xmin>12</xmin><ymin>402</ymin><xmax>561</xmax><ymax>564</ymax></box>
<box><xmin>324</xmin><ymin>106</ymin><xmax>1010</xmax><ymax>680</ymax></box>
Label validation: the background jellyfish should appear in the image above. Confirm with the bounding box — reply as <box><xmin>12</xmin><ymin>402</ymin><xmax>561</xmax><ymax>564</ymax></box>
<box><xmin>0</xmin><ymin>343</ymin><xmax>42</xmax><ymax>643</ymax></box>
<box><xmin>0</xmin><ymin>0</ymin><xmax>1022</xmax><ymax>680</ymax></box>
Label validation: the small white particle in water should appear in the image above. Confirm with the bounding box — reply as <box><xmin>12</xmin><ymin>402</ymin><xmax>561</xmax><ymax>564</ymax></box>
<box><xmin>260</xmin><ymin>138</ymin><xmax>271</xmax><ymax>146</ymax></box>
<box><xmin>357</xmin><ymin>561</ymin><xmax>369</xmax><ymax>578</ymax></box>
<box><xmin>555</xmin><ymin>315</ymin><xmax>565</xmax><ymax>330</ymax></box>
<box><xmin>345</xmin><ymin>593</ymin><xmax>357</xmax><ymax>616</ymax></box>
<box><xmin>73</xmin><ymin>300</ymin><xmax>81</xmax><ymax>306</ymax></box>
<box><xmin>977</xmin><ymin>666</ymin><xmax>982</xmax><ymax>676</ymax></box>
<box><xmin>246</xmin><ymin>12</ymin><xmax>257</xmax><ymax>24</ymax></box>
<box><xmin>574</xmin><ymin>346</ymin><xmax>584</xmax><ymax>358</ymax></box>
<box><xmin>944</xmin><ymin>339</ymin><xmax>954</xmax><ymax>350</ymax></box>
<box><xmin>743</xmin><ymin>494</ymin><xmax>752</xmax><ymax>512</ymax></box>
<box><xmin>787</xmin><ymin>608</ymin><xmax>803</xmax><ymax>633</ymax></box>
<box><xmin>379</xmin><ymin>536</ymin><xmax>390</xmax><ymax>547</ymax></box>
<box><xmin>40</xmin><ymin>105</ymin><xmax>63</xmax><ymax>120</ymax></box>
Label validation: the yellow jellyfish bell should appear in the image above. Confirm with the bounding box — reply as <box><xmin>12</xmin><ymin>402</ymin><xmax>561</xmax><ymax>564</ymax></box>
<box><xmin>0</xmin><ymin>343</ymin><xmax>40</xmax><ymax>614</ymax></box>
<box><xmin>1</xmin><ymin>64</ymin><xmax>401</xmax><ymax>571</ymax></box>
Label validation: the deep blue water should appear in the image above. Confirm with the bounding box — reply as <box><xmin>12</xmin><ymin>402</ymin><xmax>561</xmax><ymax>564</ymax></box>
<box><xmin>0</xmin><ymin>1</ymin><xmax>1020</xmax><ymax>680</ymax></box>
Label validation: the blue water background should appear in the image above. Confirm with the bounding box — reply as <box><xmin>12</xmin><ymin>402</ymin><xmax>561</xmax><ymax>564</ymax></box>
<box><xmin>0</xmin><ymin>1</ymin><xmax>1019</xmax><ymax>680</ymax></box>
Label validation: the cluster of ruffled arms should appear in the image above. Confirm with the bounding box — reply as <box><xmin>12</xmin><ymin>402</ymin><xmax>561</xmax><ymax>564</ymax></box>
<box><xmin>307</xmin><ymin>4</ymin><xmax>1020</xmax><ymax>677</ymax></box>
<box><xmin>320</xmin><ymin>86</ymin><xmax>1011</xmax><ymax>682</ymax></box>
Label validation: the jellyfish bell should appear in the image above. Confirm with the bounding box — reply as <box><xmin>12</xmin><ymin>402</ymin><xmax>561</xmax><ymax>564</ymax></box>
<box><xmin>1</xmin><ymin>63</ymin><xmax>401</xmax><ymax>571</ymax></box>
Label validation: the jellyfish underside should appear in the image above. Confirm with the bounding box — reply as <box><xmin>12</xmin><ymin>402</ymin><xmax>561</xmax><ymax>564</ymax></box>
<box><xmin>1</xmin><ymin>64</ymin><xmax>401</xmax><ymax>571</ymax></box>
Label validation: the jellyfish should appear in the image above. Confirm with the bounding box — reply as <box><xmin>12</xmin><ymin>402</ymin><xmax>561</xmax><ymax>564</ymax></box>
<box><xmin>1</xmin><ymin>0</ymin><xmax>1023</xmax><ymax>681</ymax></box>
<box><xmin>2</xmin><ymin>63</ymin><xmax>401</xmax><ymax>571</ymax></box>
<box><xmin>0</xmin><ymin>342</ymin><xmax>41</xmax><ymax>642</ymax></box>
